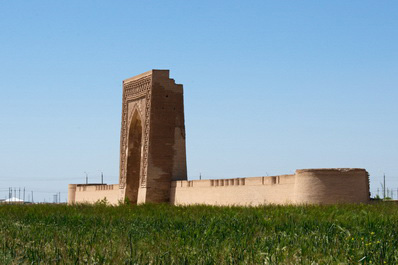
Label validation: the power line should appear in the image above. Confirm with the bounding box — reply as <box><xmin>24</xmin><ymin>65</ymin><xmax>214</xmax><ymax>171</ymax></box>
<box><xmin>0</xmin><ymin>177</ymin><xmax>85</xmax><ymax>181</ymax></box>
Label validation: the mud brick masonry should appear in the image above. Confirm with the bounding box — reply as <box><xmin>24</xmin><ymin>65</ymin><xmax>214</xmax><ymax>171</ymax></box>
<box><xmin>68</xmin><ymin>70</ymin><xmax>370</xmax><ymax>205</ymax></box>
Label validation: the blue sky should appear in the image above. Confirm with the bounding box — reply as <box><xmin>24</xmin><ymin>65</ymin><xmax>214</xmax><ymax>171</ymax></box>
<box><xmin>0</xmin><ymin>1</ymin><xmax>397</xmax><ymax>202</ymax></box>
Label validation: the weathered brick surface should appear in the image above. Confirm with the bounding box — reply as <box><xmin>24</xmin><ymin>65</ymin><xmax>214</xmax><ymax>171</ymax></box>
<box><xmin>170</xmin><ymin>169</ymin><xmax>370</xmax><ymax>206</ymax></box>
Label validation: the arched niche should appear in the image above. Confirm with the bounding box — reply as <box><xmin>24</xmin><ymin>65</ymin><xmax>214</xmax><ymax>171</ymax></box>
<box><xmin>125</xmin><ymin>110</ymin><xmax>143</xmax><ymax>203</ymax></box>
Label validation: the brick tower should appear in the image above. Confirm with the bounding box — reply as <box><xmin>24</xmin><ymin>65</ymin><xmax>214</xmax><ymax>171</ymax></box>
<box><xmin>119</xmin><ymin>70</ymin><xmax>187</xmax><ymax>203</ymax></box>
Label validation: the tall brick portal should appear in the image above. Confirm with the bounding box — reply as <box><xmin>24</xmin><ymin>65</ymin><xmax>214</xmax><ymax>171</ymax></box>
<box><xmin>119</xmin><ymin>70</ymin><xmax>187</xmax><ymax>204</ymax></box>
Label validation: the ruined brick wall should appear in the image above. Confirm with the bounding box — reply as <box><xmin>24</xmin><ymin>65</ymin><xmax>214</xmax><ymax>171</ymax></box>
<box><xmin>144</xmin><ymin>71</ymin><xmax>187</xmax><ymax>202</ymax></box>
<box><xmin>170</xmin><ymin>175</ymin><xmax>296</xmax><ymax>206</ymax></box>
<box><xmin>170</xmin><ymin>169</ymin><xmax>370</xmax><ymax>206</ymax></box>
<box><xmin>68</xmin><ymin>184</ymin><xmax>121</xmax><ymax>205</ymax></box>
<box><xmin>68</xmin><ymin>168</ymin><xmax>370</xmax><ymax>206</ymax></box>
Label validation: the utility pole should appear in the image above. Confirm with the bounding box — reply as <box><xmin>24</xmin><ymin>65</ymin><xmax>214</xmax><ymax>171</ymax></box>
<box><xmin>85</xmin><ymin>172</ymin><xmax>88</xmax><ymax>184</ymax></box>
<box><xmin>31</xmin><ymin>191</ymin><xmax>34</xmax><ymax>203</ymax></box>
<box><xmin>101</xmin><ymin>172</ymin><xmax>103</xmax><ymax>184</ymax></box>
<box><xmin>383</xmin><ymin>174</ymin><xmax>386</xmax><ymax>200</ymax></box>
<box><xmin>18</xmin><ymin>188</ymin><xmax>21</xmax><ymax>200</ymax></box>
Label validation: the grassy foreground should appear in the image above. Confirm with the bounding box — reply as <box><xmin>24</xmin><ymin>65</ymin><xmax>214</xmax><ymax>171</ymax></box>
<box><xmin>0</xmin><ymin>203</ymin><xmax>397</xmax><ymax>264</ymax></box>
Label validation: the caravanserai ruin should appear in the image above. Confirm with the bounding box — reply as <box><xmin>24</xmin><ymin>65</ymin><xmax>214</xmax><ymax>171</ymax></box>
<box><xmin>68</xmin><ymin>70</ymin><xmax>370</xmax><ymax>205</ymax></box>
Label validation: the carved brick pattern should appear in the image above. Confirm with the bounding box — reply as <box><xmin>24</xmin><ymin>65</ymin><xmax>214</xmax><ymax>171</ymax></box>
<box><xmin>119</xmin><ymin>90</ymin><xmax>128</xmax><ymax>189</ymax></box>
<box><xmin>141</xmin><ymin>86</ymin><xmax>152</xmax><ymax>187</ymax></box>
<box><xmin>125</xmin><ymin>77</ymin><xmax>151</xmax><ymax>96</ymax></box>
<box><xmin>119</xmin><ymin>76</ymin><xmax>151</xmax><ymax>189</ymax></box>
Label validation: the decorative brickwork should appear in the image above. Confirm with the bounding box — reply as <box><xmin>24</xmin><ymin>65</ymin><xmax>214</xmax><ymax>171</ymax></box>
<box><xmin>118</xmin><ymin>70</ymin><xmax>188</xmax><ymax>203</ymax></box>
<box><xmin>119</xmin><ymin>75</ymin><xmax>151</xmax><ymax>189</ymax></box>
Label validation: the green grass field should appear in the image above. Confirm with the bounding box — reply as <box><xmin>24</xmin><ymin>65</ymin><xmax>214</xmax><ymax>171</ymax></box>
<box><xmin>0</xmin><ymin>203</ymin><xmax>397</xmax><ymax>264</ymax></box>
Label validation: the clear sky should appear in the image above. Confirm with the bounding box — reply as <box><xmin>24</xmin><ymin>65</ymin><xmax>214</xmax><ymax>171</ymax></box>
<box><xmin>0</xmin><ymin>1</ymin><xmax>397</xmax><ymax>202</ymax></box>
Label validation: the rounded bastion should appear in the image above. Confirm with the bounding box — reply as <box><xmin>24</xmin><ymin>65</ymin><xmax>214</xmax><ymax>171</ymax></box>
<box><xmin>293</xmin><ymin>168</ymin><xmax>370</xmax><ymax>204</ymax></box>
<box><xmin>68</xmin><ymin>184</ymin><xmax>77</xmax><ymax>204</ymax></box>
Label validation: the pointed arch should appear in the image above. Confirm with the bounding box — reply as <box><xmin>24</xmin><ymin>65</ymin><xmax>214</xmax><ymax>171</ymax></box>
<box><xmin>125</xmin><ymin>109</ymin><xmax>143</xmax><ymax>203</ymax></box>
